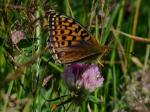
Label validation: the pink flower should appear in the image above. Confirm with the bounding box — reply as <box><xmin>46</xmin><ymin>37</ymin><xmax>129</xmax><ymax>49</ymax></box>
<box><xmin>62</xmin><ymin>64</ymin><xmax>104</xmax><ymax>93</ymax></box>
<box><xmin>11</xmin><ymin>31</ymin><xmax>25</xmax><ymax>44</ymax></box>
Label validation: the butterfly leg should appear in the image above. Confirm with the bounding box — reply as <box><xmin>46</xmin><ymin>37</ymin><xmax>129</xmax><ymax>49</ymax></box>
<box><xmin>97</xmin><ymin>59</ymin><xmax>104</xmax><ymax>67</ymax></box>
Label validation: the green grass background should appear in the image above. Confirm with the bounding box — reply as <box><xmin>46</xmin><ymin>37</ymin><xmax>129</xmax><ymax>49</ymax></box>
<box><xmin>0</xmin><ymin>0</ymin><xmax>150</xmax><ymax>112</ymax></box>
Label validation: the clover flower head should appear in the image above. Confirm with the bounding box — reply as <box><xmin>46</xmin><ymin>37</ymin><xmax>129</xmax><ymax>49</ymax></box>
<box><xmin>62</xmin><ymin>64</ymin><xmax>104</xmax><ymax>93</ymax></box>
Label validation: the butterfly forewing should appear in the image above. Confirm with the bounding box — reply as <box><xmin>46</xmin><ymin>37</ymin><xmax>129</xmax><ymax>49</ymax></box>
<box><xmin>48</xmin><ymin>10</ymin><xmax>101</xmax><ymax>64</ymax></box>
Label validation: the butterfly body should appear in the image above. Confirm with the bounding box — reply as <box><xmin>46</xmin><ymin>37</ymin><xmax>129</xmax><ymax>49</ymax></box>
<box><xmin>47</xmin><ymin>10</ymin><xmax>106</xmax><ymax>64</ymax></box>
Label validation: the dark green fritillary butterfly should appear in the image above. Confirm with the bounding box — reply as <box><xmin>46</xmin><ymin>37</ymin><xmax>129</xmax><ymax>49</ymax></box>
<box><xmin>47</xmin><ymin>10</ymin><xmax>106</xmax><ymax>64</ymax></box>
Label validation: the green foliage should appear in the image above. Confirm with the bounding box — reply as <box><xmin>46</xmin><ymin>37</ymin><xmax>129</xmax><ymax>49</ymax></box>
<box><xmin>0</xmin><ymin>0</ymin><xmax>150</xmax><ymax>112</ymax></box>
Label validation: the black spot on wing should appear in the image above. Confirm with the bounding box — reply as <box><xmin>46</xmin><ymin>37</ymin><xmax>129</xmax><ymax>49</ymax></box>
<box><xmin>68</xmin><ymin>41</ymin><xmax>72</xmax><ymax>46</ymax></box>
<box><xmin>61</xmin><ymin>41</ymin><xmax>65</xmax><ymax>45</ymax></box>
<box><xmin>75</xmin><ymin>26</ymin><xmax>82</xmax><ymax>33</ymax></box>
<box><xmin>61</xmin><ymin>30</ymin><xmax>64</xmax><ymax>34</ymax></box>
<box><xmin>62</xmin><ymin>36</ymin><xmax>66</xmax><ymax>40</ymax></box>
<box><xmin>68</xmin><ymin>30</ymin><xmax>72</xmax><ymax>35</ymax></box>
<box><xmin>72</xmin><ymin>36</ymin><xmax>76</xmax><ymax>41</ymax></box>
<box><xmin>59</xmin><ymin>21</ymin><xmax>62</xmax><ymax>25</ymax></box>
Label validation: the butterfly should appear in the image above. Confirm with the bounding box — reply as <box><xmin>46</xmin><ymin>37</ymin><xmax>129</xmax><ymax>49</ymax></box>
<box><xmin>47</xmin><ymin>10</ymin><xmax>108</xmax><ymax>64</ymax></box>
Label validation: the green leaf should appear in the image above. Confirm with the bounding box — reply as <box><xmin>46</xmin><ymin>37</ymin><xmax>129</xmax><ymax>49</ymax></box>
<box><xmin>88</xmin><ymin>95</ymin><xmax>100</xmax><ymax>104</ymax></box>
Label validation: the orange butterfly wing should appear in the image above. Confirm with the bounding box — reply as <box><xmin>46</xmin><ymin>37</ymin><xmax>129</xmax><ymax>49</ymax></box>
<box><xmin>48</xmin><ymin>10</ymin><xmax>101</xmax><ymax>64</ymax></box>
